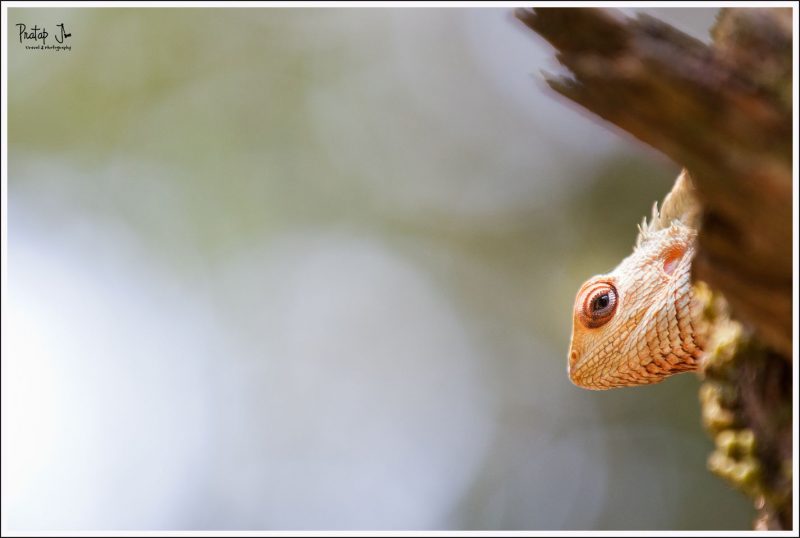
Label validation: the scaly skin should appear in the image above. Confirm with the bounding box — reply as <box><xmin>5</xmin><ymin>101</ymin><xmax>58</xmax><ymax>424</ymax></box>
<box><xmin>568</xmin><ymin>170</ymin><xmax>706</xmax><ymax>389</ymax></box>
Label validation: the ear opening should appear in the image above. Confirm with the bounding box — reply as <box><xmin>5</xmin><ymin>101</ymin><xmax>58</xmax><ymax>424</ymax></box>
<box><xmin>663</xmin><ymin>244</ymin><xmax>687</xmax><ymax>275</ymax></box>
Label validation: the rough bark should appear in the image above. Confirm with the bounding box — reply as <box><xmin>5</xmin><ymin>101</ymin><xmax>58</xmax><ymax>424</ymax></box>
<box><xmin>515</xmin><ymin>7</ymin><xmax>793</xmax><ymax>530</ymax></box>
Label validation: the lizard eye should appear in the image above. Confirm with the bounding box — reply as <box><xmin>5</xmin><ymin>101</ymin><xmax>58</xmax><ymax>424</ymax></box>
<box><xmin>578</xmin><ymin>282</ymin><xmax>618</xmax><ymax>329</ymax></box>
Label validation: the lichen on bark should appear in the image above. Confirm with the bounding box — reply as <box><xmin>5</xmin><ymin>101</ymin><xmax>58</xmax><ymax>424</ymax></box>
<box><xmin>696</xmin><ymin>283</ymin><xmax>792</xmax><ymax>529</ymax></box>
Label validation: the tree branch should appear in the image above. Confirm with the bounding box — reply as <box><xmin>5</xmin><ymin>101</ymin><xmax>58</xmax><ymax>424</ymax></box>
<box><xmin>515</xmin><ymin>7</ymin><xmax>793</xmax><ymax>529</ymax></box>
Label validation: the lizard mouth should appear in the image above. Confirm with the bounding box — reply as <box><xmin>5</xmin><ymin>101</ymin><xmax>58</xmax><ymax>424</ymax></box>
<box><xmin>567</xmin><ymin>351</ymin><xmax>600</xmax><ymax>389</ymax></box>
<box><xmin>568</xmin><ymin>364</ymin><xmax>610</xmax><ymax>390</ymax></box>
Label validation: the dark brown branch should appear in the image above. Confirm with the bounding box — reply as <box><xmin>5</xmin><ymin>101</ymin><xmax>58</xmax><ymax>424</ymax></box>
<box><xmin>515</xmin><ymin>7</ymin><xmax>792</xmax><ymax>358</ymax></box>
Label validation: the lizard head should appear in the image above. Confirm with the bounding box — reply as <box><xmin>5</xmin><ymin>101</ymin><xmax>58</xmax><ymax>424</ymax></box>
<box><xmin>567</xmin><ymin>221</ymin><xmax>703</xmax><ymax>389</ymax></box>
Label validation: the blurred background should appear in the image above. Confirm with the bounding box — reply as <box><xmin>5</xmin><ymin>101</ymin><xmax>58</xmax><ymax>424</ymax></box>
<box><xmin>4</xmin><ymin>7</ymin><xmax>754</xmax><ymax>531</ymax></box>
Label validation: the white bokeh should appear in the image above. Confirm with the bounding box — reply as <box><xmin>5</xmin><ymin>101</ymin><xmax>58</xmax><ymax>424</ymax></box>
<box><xmin>5</xmin><ymin>191</ymin><xmax>497</xmax><ymax>529</ymax></box>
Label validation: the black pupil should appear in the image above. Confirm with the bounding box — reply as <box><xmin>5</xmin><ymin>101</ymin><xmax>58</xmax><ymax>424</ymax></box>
<box><xmin>593</xmin><ymin>294</ymin><xmax>609</xmax><ymax>311</ymax></box>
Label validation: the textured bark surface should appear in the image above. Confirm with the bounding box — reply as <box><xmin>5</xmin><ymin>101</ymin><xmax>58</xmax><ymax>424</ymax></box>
<box><xmin>516</xmin><ymin>7</ymin><xmax>792</xmax><ymax>356</ymax></box>
<box><xmin>515</xmin><ymin>7</ymin><xmax>793</xmax><ymax>530</ymax></box>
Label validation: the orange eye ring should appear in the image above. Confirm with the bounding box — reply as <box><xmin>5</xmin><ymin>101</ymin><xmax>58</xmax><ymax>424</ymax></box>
<box><xmin>578</xmin><ymin>281</ymin><xmax>618</xmax><ymax>329</ymax></box>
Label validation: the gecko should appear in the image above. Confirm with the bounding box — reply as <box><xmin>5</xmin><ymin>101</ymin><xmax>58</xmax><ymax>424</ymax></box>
<box><xmin>568</xmin><ymin>170</ymin><xmax>706</xmax><ymax>390</ymax></box>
